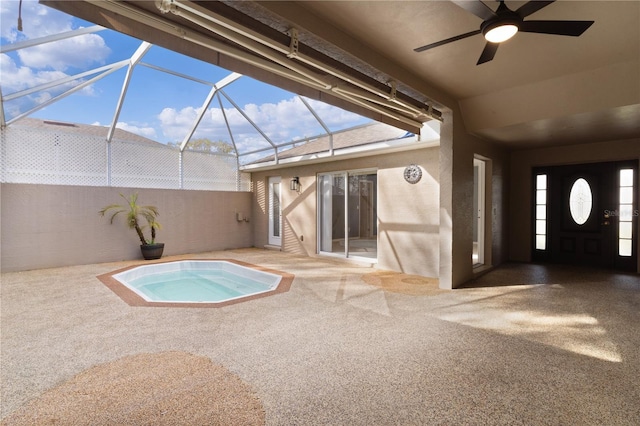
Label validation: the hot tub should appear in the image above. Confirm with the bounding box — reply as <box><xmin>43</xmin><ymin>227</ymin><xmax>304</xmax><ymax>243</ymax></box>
<box><xmin>99</xmin><ymin>259</ymin><xmax>293</xmax><ymax>307</ymax></box>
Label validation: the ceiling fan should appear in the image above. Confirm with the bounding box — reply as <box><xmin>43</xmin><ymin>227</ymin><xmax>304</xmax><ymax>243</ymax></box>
<box><xmin>414</xmin><ymin>0</ymin><xmax>594</xmax><ymax>65</ymax></box>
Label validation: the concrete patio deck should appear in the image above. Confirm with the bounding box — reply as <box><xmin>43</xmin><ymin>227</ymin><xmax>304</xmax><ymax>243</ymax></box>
<box><xmin>1</xmin><ymin>248</ymin><xmax>639</xmax><ymax>424</ymax></box>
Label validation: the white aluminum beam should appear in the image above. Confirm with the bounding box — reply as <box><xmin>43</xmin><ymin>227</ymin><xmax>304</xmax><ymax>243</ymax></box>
<box><xmin>6</xmin><ymin>65</ymin><xmax>123</xmax><ymax>126</ymax></box>
<box><xmin>138</xmin><ymin>62</ymin><xmax>214</xmax><ymax>87</ymax></box>
<box><xmin>0</xmin><ymin>25</ymin><xmax>105</xmax><ymax>53</ymax></box>
<box><xmin>3</xmin><ymin>60</ymin><xmax>129</xmax><ymax>102</ymax></box>
<box><xmin>179</xmin><ymin>72</ymin><xmax>242</xmax><ymax>151</ymax></box>
<box><xmin>219</xmin><ymin>89</ymin><xmax>276</xmax><ymax>148</ymax></box>
<box><xmin>106</xmin><ymin>41</ymin><xmax>152</xmax><ymax>142</ymax></box>
<box><xmin>0</xmin><ymin>92</ymin><xmax>6</xmax><ymax>128</ymax></box>
<box><xmin>298</xmin><ymin>96</ymin><xmax>332</xmax><ymax>154</ymax></box>
<box><xmin>216</xmin><ymin>92</ymin><xmax>239</xmax><ymax>157</ymax></box>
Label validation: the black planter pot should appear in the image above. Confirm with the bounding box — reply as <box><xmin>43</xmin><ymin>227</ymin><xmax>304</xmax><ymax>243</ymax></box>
<box><xmin>140</xmin><ymin>243</ymin><xmax>164</xmax><ymax>260</ymax></box>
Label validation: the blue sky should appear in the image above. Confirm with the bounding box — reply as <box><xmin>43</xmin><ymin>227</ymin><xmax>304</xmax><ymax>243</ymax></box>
<box><xmin>0</xmin><ymin>0</ymin><xmax>370</xmax><ymax>152</ymax></box>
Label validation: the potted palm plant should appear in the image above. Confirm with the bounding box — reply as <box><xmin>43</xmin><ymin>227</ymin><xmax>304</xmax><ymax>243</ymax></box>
<box><xmin>99</xmin><ymin>193</ymin><xmax>164</xmax><ymax>260</ymax></box>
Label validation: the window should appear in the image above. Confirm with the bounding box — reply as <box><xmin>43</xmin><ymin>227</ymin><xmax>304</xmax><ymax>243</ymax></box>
<box><xmin>535</xmin><ymin>174</ymin><xmax>547</xmax><ymax>250</ymax></box>
<box><xmin>569</xmin><ymin>178</ymin><xmax>593</xmax><ymax>225</ymax></box>
<box><xmin>618</xmin><ymin>169</ymin><xmax>634</xmax><ymax>257</ymax></box>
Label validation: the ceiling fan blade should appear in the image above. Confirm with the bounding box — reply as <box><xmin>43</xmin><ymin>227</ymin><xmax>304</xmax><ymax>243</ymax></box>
<box><xmin>515</xmin><ymin>1</ymin><xmax>555</xmax><ymax>18</ymax></box>
<box><xmin>450</xmin><ymin>0</ymin><xmax>496</xmax><ymax>21</ymax></box>
<box><xmin>414</xmin><ymin>29</ymin><xmax>481</xmax><ymax>52</ymax></box>
<box><xmin>477</xmin><ymin>42</ymin><xmax>499</xmax><ymax>65</ymax></box>
<box><xmin>520</xmin><ymin>20</ymin><xmax>595</xmax><ymax>36</ymax></box>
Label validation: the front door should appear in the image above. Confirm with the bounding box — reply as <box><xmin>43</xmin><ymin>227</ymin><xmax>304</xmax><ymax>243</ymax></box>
<box><xmin>533</xmin><ymin>160</ymin><xmax>637</xmax><ymax>270</ymax></box>
<box><xmin>268</xmin><ymin>176</ymin><xmax>281</xmax><ymax>247</ymax></box>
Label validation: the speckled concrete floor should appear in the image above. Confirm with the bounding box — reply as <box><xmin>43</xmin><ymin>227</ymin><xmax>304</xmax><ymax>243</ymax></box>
<box><xmin>2</xmin><ymin>249</ymin><xmax>639</xmax><ymax>425</ymax></box>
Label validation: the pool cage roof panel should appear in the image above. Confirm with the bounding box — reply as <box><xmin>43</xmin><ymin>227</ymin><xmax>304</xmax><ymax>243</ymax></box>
<box><xmin>0</xmin><ymin>0</ymin><xmax>385</xmax><ymax>168</ymax></box>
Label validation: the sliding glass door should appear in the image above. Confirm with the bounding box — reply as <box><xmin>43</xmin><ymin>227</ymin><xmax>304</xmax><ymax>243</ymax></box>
<box><xmin>318</xmin><ymin>170</ymin><xmax>377</xmax><ymax>260</ymax></box>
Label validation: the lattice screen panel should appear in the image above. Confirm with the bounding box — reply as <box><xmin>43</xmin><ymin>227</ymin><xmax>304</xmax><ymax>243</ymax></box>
<box><xmin>182</xmin><ymin>150</ymin><xmax>238</xmax><ymax>191</ymax></box>
<box><xmin>238</xmin><ymin>172</ymin><xmax>252</xmax><ymax>191</ymax></box>
<box><xmin>1</xmin><ymin>125</ymin><xmax>250</xmax><ymax>192</ymax></box>
<box><xmin>1</xmin><ymin>126</ymin><xmax>106</xmax><ymax>186</ymax></box>
<box><xmin>110</xmin><ymin>139</ymin><xmax>180</xmax><ymax>189</ymax></box>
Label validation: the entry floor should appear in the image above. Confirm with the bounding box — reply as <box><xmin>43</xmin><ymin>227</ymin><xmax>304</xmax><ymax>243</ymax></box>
<box><xmin>1</xmin><ymin>249</ymin><xmax>639</xmax><ymax>425</ymax></box>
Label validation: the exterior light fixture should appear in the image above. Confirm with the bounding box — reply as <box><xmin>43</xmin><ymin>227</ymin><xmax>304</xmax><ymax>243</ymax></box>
<box><xmin>290</xmin><ymin>176</ymin><xmax>300</xmax><ymax>191</ymax></box>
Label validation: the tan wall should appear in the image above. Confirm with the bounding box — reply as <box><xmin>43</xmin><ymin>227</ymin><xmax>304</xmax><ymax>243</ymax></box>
<box><xmin>377</xmin><ymin>150</ymin><xmax>440</xmax><ymax>276</ymax></box>
<box><xmin>252</xmin><ymin>133</ymin><xmax>509</xmax><ymax>285</ymax></box>
<box><xmin>440</xmin><ymin>110</ymin><xmax>510</xmax><ymax>287</ymax></box>
<box><xmin>471</xmin><ymin>135</ymin><xmax>510</xmax><ymax>271</ymax></box>
<box><xmin>252</xmin><ymin>147</ymin><xmax>441</xmax><ymax>278</ymax></box>
<box><xmin>509</xmin><ymin>138</ymin><xmax>640</xmax><ymax>272</ymax></box>
<box><xmin>0</xmin><ymin>184</ymin><xmax>253</xmax><ymax>272</ymax></box>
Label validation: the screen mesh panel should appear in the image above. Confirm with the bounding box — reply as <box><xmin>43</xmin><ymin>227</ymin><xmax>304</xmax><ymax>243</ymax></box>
<box><xmin>182</xmin><ymin>150</ymin><xmax>237</xmax><ymax>191</ymax></box>
<box><xmin>110</xmin><ymin>139</ymin><xmax>179</xmax><ymax>189</ymax></box>
<box><xmin>1</xmin><ymin>125</ymin><xmax>106</xmax><ymax>186</ymax></box>
<box><xmin>1</xmin><ymin>124</ymin><xmax>249</xmax><ymax>192</ymax></box>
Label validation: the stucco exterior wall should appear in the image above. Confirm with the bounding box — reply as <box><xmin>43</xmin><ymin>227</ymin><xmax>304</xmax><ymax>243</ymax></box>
<box><xmin>509</xmin><ymin>138</ymin><xmax>640</xmax><ymax>272</ymax></box>
<box><xmin>251</xmin><ymin>147</ymin><xmax>441</xmax><ymax>278</ymax></box>
<box><xmin>377</xmin><ymin>150</ymin><xmax>440</xmax><ymax>276</ymax></box>
<box><xmin>439</xmin><ymin>107</ymin><xmax>510</xmax><ymax>288</ymax></box>
<box><xmin>469</xmin><ymin>134</ymin><xmax>510</xmax><ymax>273</ymax></box>
<box><xmin>0</xmin><ymin>184</ymin><xmax>253</xmax><ymax>272</ymax></box>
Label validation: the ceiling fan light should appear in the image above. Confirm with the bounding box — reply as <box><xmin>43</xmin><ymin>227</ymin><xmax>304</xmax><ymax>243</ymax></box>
<box><xmin>484</xmin><ymin>23</ymin><xmax>518</xmax><ymax>43</ymax></box>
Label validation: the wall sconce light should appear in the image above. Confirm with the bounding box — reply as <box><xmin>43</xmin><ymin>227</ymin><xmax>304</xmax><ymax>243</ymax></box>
<box><xmin>290</xmin><ymin>176</ymin><xmax>300</xmax><ymax>192</ymax></box>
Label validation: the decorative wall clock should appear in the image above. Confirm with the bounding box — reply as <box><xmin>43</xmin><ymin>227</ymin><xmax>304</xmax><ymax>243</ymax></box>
<box><xmin>404</xmin><ymin>164</ymin><xmax>422</xmax><ymax>184</ymax></box>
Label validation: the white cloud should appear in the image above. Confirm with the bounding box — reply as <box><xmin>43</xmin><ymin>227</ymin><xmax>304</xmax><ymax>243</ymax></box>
<box><xmin>157</xmin><ymin>96</ymin><xmax>368</xmax><ymax>153</ymax></box>
<box><xmin>1</xmin><ymin>53</ymin><xmax>98</xmax><ymax>119</ymax></box>
<box><xmin>91</xmin><ymin>121</ymin><xmax>157</xmax><ymax>140</ymax></box>
<box><xmin>0</xmin><ymin>1</ymin><xmax>108</xmax><ymax>121</ymax></box>
<box><xmin>2</xmin><ymin>0</ymin><xmax>111</xmax><ymax>72</ymax></box>
<box><xmin>0</xmin><ymin>53</ymin><xmax>96</xmax><ymax>96</ymax></box>
<box><xmin>157</xmin><ymin>106</ymin><xmax>200</xmax><ymax>141</ymax></box>
<box><xmin>303</xmin><ymin>98</ymin><xmax>365</xmax><ymax>127</ymax></box>
<box><xmin>1</xmin><ymin>0</ymin><xmax>74</xmax><ymax>42</ymax></box>
<box><xmin>3</xmin><ymin>1</ymin><xmax>59</xmax><ymax>42</ymax></box>
<box><xmin>116</xmin><ymin>122</ymin><xmax>157</xmax><ymax>139</ymax></box>
<box><xmin>18</xmin><ymin>34</ymin><xmax>111</xmax><ymax>71</ymax></box>
<box><xmin>157</xmin><ymin>105</ymin><xmax>244</xmax><ymax>142</ymax></box>
<box><xmin>242</xmin><ymin>97</ymin><xmax>322</xmax><ymax>139</ymax></box>
<box><xmin>1</xmin><ymin>53</ymin><xmax>65</xmax><ymax>92</ymax></box>
<box><xmin>34</xmin><ymin>91</ymin><xmax>52</xmax><ymax>104</ymax></box>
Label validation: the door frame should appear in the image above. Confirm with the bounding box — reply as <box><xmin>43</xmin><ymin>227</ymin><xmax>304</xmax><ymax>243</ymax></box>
<box><xmin>532</xmin><ymin>160</ymin><xmax>638</xmax><ymax>270</ymax></box>
<box><xmin>268</xmin><ymin>176</ymin><xmax>282</xmax><ymax>247</ymax></box>
<box><xmin>317</xmin><ymin>169</ymin><xmax>378</xmax><ymax>261</ymax></box>
<box><xmin>473</xmin><ymin>157</ymin><xmax>486</xmax><ymax>266</ymax></box>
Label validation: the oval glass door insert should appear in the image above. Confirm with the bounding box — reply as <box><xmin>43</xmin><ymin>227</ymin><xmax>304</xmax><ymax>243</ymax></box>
<box><xmin>569</xmin><ymin>178</ymin><xmax>593</xmax><ymax>225</ymax></box>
